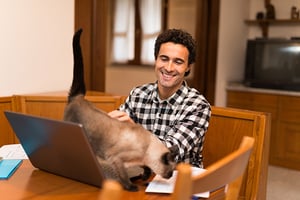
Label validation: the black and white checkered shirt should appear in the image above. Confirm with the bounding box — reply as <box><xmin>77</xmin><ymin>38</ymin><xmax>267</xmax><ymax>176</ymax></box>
<box><xmin>119</xmin><ymin>81</ymin><xmax>211</xmax><ymax>168</ymax></box>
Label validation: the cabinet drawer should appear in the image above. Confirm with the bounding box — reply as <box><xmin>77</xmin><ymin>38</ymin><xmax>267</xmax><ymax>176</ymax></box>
<box><xmin>280</xmin><ymin>96</ymin><xmax>300</xmax><ymax>109</ymax></box>
<box><xmin>228</xmin><ymin>91</ymin><xmax>277</xmax><ymax>106</ymax></box>
<box><xmin>227</xmin><ymin>91</ymin><xmax>278</xmax><ymax>120</ymax></box>
<box><xmin>227</xmin><ymin>91</ymin><xmax>255</xmax><ymax>106</ymax></box>
<box><xmin>251</xmin><ymin>106</ymin><xmax>277</xmax><ymax>120</ymax></box>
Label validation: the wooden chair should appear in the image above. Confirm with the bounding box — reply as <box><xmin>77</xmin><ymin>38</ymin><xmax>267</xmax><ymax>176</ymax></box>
<box><xmin>171</xmin><ymin>136</ymin><xmax>255</xmax><ymax>200</ymax></box>
<box><xmin>4</xmin><ymin>92</ymin><xmax>122</xmax><ymax>144</ymax></box>
<box><xmin>204</xmin><ymin>106</ymin><xmax>270</xmax><ymax>199</ymax></box>
<box><xmin>0</xmin><ymin>96</ymin><xmax>17</xmax><ymax>146</ymax></box>
<box><xmin>99</xmin><ymin>179</ymin><xmax>123</xmax><ymax>200</ymax></box>
<box><xmin>13</xmin><ymin>93</ymin><xmax>122</xmax><ymax>119</ymax></box>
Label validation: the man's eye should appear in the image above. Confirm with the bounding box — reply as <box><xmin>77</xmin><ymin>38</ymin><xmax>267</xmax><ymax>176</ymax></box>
<box><xmin>161</xmin><ymin>57</ymin><xmax>168</xmax><ymax>62</ymax></box>
<box><xmin>175</xmin><ymin>60</ymin><xmax>184</xmax><ymax>65</ymax></box>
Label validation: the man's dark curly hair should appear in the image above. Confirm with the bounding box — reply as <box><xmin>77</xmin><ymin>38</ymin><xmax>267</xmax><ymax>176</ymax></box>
<box><xmin>154</xmin><ymin>29</ymin><xmax>196</xmax><ymax>76</ymax></box>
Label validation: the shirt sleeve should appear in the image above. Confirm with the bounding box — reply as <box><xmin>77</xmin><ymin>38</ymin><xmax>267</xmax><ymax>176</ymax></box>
<box><xmin>162</xmin><ymin>101</ymin><xmax>211</xmax><ymax>165</ymax></box>
<box><xmin>118</xmin><ymin>91</ymin><xmax>138</xmax><ymax>122</ymax></box>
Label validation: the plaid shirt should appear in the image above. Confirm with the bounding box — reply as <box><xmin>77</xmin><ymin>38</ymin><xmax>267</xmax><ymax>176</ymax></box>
<box><xmin>119</xmin><ymin>81</ymin><xmax>211</xmax><ymax>168</ymax></box>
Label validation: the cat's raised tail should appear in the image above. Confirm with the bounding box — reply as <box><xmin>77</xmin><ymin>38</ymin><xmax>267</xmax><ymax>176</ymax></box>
<box><xmin>68</xmin><ymin>28</ymin><xmax>86</xmax><ymax>103</ymax></box>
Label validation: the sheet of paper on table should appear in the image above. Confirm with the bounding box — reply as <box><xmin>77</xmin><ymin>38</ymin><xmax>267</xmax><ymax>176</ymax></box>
<box><xmin>145</xmin><ymin>167</ymin><xmax>210</xmax><ymax>198</ymax></box>
<box><xmin>0</xmin><ymin>144</ymin><xmax>28</xmax><ymax>159</ymax></box>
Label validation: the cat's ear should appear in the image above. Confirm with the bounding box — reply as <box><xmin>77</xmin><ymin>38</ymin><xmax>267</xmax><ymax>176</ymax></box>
<box><xmin>168</xmin><ymin>145</ymin><xmax>178</xmax><ymax>160</ymax></box>
<box><xmin>161</xmin><ymin>146</ymin><xmax>178</xmax><ymax>164</ymax></box>
<box><xmin>161</xmin><ymin>152</ymin><xmax>171</xmax><ymax>165</ymax></box>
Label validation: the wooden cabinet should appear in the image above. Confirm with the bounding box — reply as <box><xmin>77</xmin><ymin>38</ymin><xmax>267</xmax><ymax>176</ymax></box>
<box><xmin>227</xmin><ymin>87</ymin><xmax>300</xmax><ymax>170</ymax></box>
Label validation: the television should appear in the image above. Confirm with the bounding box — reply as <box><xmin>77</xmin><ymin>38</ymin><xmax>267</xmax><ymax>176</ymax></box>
<box><xmin>244</xmin><ymin>38</ymin><xmax>300</xmax><ymax>91</ymax></box>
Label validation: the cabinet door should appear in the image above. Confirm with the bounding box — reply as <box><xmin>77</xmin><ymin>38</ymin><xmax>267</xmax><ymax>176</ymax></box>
<box><xmin>273</xmin><ymin>95</ymin><xmax>300</xmax><ymax>169</ymax></box>
<box><xmin>274</xmin><ymin>122</ymin><xmax>300</xmax><ymax>169</ymax></box>
<box><xmin>279</xmin><ymin>96</ymin><xmax>300</xmax><ymax>123</ymax></box>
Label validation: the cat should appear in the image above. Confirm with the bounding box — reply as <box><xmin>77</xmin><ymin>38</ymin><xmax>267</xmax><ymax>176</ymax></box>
<box><xmin>63</xmin><ymin>28</ymin><xmax>177</xmax><ymax>191</ymax></box>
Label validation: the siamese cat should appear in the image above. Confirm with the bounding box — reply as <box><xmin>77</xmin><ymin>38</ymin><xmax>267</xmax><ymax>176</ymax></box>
<box><xmin>63</xmin><ymin>29</ymin><xmax>177</xmax><ymax>191</ymax></box>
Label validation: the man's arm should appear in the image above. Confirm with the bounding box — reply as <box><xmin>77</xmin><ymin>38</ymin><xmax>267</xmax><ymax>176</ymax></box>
<box><xmin>162</xmin><ymin>105</ymin><xmax>211</xmax><ymax>165</ymax></box>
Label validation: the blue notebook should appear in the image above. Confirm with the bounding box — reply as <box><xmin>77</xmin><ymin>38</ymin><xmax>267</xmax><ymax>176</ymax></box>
<box><xmin>0</xmin><ymin>159</ymin><xmax>22</xmax><ymax>179</ymax></box>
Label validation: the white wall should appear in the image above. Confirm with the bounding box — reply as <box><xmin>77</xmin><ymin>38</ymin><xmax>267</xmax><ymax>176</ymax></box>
<box><xmin>0</xmin><ymin>0</ymin><xmax>74</xmax><ymax>96</ymax></box>
<box><xmin>214</xmin><ymin>0</ymin><xmax>250</xmax><ymax>106</ymax></box>
<box><xmin>105</xmin><ymin>66</ymin><xmax>156</xmax><ymax>95</ymax></box>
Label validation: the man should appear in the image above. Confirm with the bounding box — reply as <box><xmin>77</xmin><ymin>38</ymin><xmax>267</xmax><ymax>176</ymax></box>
<box><xmin>109</xmin><ymin>29</ymin><xmax>211</xmax><ymax>168</ymax></box>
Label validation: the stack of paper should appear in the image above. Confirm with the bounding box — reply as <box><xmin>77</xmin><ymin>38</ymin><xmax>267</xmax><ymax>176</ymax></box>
<box><xmin>0</xmin><ymin>144</ymin><xmax>28</xmax><ymax>179</ymax></box>
<box><xmin>145</xmin><ymin>167</ymin><xmax>210</xmax><ymax>198</ymax></box>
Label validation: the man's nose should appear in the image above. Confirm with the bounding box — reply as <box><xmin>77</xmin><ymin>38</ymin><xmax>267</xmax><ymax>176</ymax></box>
<box><xmin>165</xmin><ymin>61</ymin><xmax>174</xmax><ymax>71</ymax></box>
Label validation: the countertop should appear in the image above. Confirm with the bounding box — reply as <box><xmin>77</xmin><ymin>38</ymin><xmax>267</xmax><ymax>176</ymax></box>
<box><xmin>227</xmin><ymin>82</ymin><xmax>300</xmax><ymax>97</ymax></box>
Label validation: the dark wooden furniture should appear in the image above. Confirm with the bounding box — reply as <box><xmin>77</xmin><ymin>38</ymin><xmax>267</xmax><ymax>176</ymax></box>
<box><xmin>227</xmin><ymin>85</ymin><xmax>300</xmax><ymax>171</ymax></box>
<box><xmin>172</xmin><ymin>136</ymin><xmax>255</xmax><ymax>200</ymax></box>
<box><xmin>204</xmin><ymin>106</ymin><xmax>270</xmax><ymax>200</ymax></box>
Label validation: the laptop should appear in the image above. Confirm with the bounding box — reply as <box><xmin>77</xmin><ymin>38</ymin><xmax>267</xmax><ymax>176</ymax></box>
<box><xmin>4</xmin><ymin>111</ymin><xmax>105</xmax><ymax>187</ymax></box>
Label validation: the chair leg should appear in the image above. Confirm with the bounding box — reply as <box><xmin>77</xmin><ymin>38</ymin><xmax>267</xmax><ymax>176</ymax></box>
<box><xmin>171</xmin><ymin>163</ymin><xmax>192</xmax><ymax>200</ymax></box>
<box><xmin>225</xmin><ymin>175</ymin><xmax>244</xmax><ymax>200</ymax></box>
<box><xmin>99</xmin><ymin>180</ymin><xmax>123</xmax><ymax>200</ymax></box>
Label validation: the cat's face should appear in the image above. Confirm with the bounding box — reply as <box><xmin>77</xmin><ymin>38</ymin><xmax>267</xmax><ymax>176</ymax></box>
<box><xmin>152</xmin><ymin>146</ymin><xmax>178</xmax><ymax>178</ymax></box>
<box><xmin>159</xmin><ymin>151</ymin><xmax>177</xmax><ymax>178</ymax></box>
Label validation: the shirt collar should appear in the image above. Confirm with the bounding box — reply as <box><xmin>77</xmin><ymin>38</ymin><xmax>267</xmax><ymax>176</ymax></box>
<box><xmin>151</xmin><ymin>81</ymin><xmax>189</xmax><ymax>106</ymax></box>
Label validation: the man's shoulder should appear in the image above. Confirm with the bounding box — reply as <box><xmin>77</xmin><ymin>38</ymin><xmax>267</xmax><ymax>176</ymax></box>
<box><xmin>182</xmin><ymin>86</ymin><xmax>204</xmax><ymax>100</ymax></box>
<box><xmin>130</xmin><ymin>83</ymin><xmax>156</xmax><ymax>96</ymax></box>
<box><xmin>181</xmin><ymin>86</ymin><xmax>210</xmax><ymax>107</ymax></box>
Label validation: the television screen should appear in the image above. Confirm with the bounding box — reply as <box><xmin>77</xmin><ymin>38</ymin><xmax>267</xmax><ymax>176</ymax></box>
<box><xmin>244</xmin><ymin>39</ymin><xmax>300</xmax><ymax>91</ymax></box>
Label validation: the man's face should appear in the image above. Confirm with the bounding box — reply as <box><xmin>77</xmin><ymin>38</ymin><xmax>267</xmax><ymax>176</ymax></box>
<box><xmin>155</xmin><ymin>42</ymin><xmax>190</xmax><ymax>98</ymax></box>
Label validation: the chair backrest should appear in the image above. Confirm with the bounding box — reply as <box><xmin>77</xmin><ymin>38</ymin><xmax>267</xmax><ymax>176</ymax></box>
<box><xmin>0</xmin><ymin>93</ymin><xmax>121</xmax><ymax>146</ymax></box>
<box><xmin>203</xmin><ymin>106</ymin><xmax>270</xmax><ymax>199</ymax></box>
<box><xmin>0</xmin><ymin>96</ymin><xmax>16</xmax><ymax>146</ymax></box>
<box><xmin>171</xmin><ymin>136</ymin><xmax>255</xmax><ymax>200</ymax></box>
<box><xmin>13</xmin><ymin>93</ymin><xmax>122</xmax><ymax>119</ymax></box>
<box><xmin>99</xmin><ymin>180</ymin><xmax>123</xmax><ymax>200</ymax></box>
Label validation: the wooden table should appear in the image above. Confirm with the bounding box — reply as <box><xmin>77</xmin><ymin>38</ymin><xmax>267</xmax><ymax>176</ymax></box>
<box><xmin>0</xmin><ymin>160</ymin><xmax>225</xmax><ymax>200</ymax></box>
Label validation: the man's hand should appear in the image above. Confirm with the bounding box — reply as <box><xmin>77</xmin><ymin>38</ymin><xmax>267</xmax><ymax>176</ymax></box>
<box><xmin>108</xmin><ymin>110</ymin><xmax>134</xmax><ymax>124</ymax></box>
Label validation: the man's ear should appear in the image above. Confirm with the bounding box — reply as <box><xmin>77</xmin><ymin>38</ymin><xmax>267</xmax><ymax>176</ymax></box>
<box><xmin>184</xmin><ymin>65</ymin><xmax>191</xmax><ymax>76</ymax></box>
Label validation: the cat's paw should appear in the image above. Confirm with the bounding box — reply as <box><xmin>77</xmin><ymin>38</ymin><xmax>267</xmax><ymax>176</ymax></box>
<box><xmin>124</xmin><ymin>183</ymin><xmax>139</xmax><ymax>192</ymax></box>
<box><xmin>141</xmin><ymin>166</ymin><xmax>152</xmax><ymax>180</ymax></box>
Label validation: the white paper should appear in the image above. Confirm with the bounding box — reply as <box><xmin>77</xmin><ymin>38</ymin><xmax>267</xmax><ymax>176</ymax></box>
<box><xmin>0</xmin><ymin>144</ymin><xmax>28</xmax><ymax>159</ymax></box>
<box><xmin>145</xmin><ymin>167</ymin><xmax>210</xmax><ymax>198</ymax></box>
